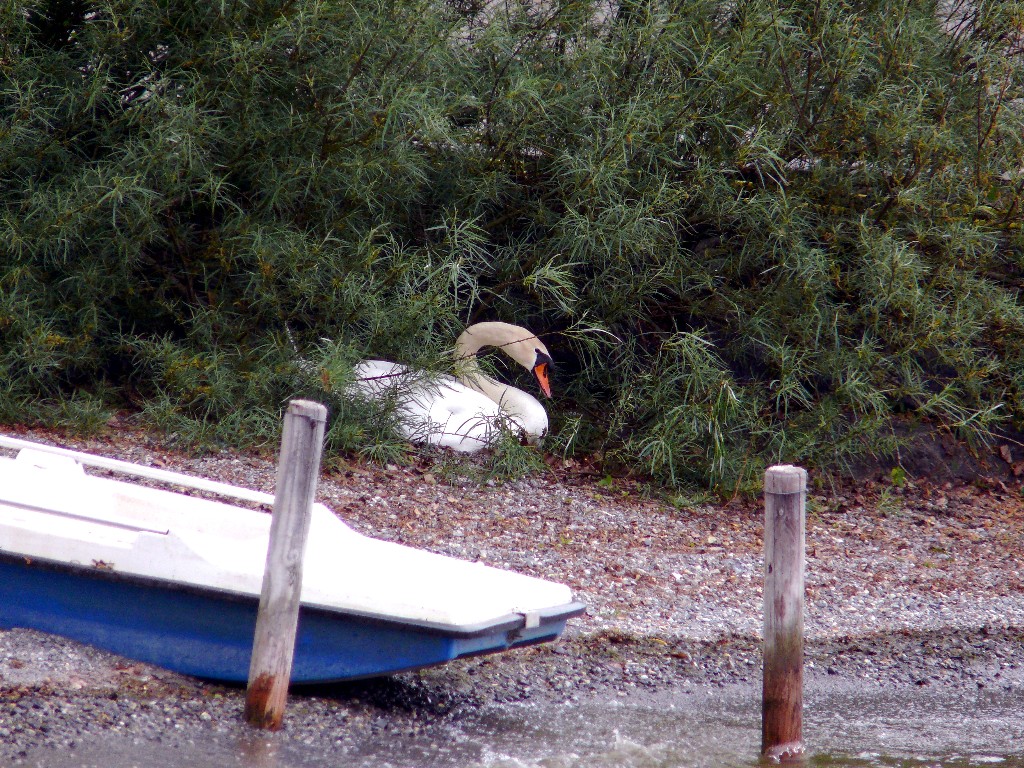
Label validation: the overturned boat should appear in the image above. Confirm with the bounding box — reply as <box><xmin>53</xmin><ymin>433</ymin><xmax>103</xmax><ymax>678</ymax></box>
<box><xmin>0</xmin><ymin>435</ymin><xmax>584</xmax><ymax>684</ymax></box>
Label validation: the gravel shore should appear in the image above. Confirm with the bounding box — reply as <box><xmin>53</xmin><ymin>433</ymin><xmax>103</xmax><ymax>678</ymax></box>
<box><xmin>1</xmin><ymin>425</ymin><xmax>1023</xmax><ymax>763</ymax></box>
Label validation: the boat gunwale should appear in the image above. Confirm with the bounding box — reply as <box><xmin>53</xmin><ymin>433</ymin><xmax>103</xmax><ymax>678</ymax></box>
<box><xmin>0</xmin><ymin>434</ymin><xmax>277</xmax><ymax>508</ymax></box>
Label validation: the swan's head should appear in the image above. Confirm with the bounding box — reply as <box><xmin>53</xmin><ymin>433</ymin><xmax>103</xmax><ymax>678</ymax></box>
<box><xmin>456</xmin><ymin>322</ymin><xmax>553</xmax><ymax>398</ymax></box>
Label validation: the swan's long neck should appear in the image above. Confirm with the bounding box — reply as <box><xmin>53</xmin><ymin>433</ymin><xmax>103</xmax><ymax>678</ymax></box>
<box><xmin>454</xmin><ymin>351</ymin><xmax>518</xmax><ymax>410</ymax></box>
<box><xmin>454</xmin><ymin>322</ymin><xmax>539</xmax><ymax>362</ymax></box>
<box><xmin>458</xmin><ymin>365</ymin><xmax>546</xmax><ymax>440</ymax></box>
<box><xmin>453</xmin><ymin>323</ymin><xmax>543</xmax><ymax>424</ymax></box>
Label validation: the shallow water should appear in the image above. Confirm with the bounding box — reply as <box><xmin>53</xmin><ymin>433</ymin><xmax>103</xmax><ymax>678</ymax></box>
<box><xmin>20</xmin><ymin>684</ymin><xmax>1024</xmax><ymax>768</ymax></box>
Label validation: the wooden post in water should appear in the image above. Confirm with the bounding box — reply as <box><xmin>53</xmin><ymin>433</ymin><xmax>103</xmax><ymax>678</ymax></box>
<box><xmin>244</xmin><ymin>400</ymin><xmax>327</xmax><ymax>730</ymax></box>
<box><xmin>761</xmin><ymin>464</ymin><xmax>807</xmax><ymax>762</ymax></box>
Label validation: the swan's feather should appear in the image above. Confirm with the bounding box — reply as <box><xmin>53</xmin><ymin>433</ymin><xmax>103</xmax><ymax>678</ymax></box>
<box><xmin>352</xmin><ymin>351</ymin><xmax>547</xmax><ymax>453</ymax></box>
<box><xmin>352</xmin><ymin>361</ymin><xmax>518</xmax><ymax>452</ymax></box>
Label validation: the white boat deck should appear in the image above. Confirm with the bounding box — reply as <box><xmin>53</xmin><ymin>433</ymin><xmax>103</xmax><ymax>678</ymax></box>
<box><xmin>0</xmin><ymin>443</ymin><xmax>574</xmax><ymax>630</ymax></box>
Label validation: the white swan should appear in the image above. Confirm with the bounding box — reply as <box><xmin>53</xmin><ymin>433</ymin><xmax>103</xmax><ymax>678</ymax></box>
<box><xmin>352</xmin><ymin>322</ymin><xmax>553</xmax><ymax>453</ymax></box>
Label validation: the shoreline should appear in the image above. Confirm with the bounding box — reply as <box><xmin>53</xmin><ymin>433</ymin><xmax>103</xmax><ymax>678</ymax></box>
<box><xmin>0</xmin><ymin>426</ymin><xmax>1022</xmax><ymax>761</ymax></box>
<box><xmin>2</xmin><ymin>623</ymin><xmax>1022</xmax><ymax>764</ymax></box>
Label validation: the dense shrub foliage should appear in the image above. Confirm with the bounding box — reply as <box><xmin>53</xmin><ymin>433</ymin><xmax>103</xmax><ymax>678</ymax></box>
<box><xmin>2</xmin><ymin>0</ymin><xmax>1023</xmax><ymax>489</ymax></box>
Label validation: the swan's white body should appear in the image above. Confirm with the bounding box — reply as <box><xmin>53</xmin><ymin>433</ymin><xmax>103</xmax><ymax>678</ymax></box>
<box><xmin>352</xmin><ymin>323</ymin><xmax>552</xmax><ymax>453</ymax></box>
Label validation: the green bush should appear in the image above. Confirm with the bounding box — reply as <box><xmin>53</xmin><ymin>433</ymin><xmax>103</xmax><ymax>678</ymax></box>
<box><xmin>2</xmin><ymin>0</ymin><xmax>1023</xmax><ymax>490</ymax></box>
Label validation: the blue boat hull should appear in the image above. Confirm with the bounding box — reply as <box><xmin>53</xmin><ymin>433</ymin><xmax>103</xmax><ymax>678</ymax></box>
<box><xmin>0</xmin><ymin>556</ymin><xmax>583</xmax><ymax>683</ymax></box>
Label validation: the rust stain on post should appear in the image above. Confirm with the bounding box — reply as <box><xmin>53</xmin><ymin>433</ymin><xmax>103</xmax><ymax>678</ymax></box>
<box><xmin>244</xmin><ymin>673</ymin><xmax>283</xmax><ymax>730</ymax></box>
<box><xmin>762</xmin><ymin>464</ymin><xmax>806</xmax><ymax>762</ymax></box>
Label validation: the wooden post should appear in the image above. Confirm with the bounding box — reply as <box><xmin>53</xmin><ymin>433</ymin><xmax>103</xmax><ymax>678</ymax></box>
<box><xmin>244</xmin><ymin>400</ymin><xmax>327</xmax><ymax>730</ymax></box>
<box><xmin>761</xmin><ymin>464</ymin><xmax>807</xmax><ymax>763</ymax></box>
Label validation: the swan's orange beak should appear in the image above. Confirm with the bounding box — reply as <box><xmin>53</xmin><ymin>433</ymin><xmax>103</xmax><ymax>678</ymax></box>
<box><xmin>533</xmin><ymin>362</ymin><xmax>552</xmax><ymax>398</ymax></box>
